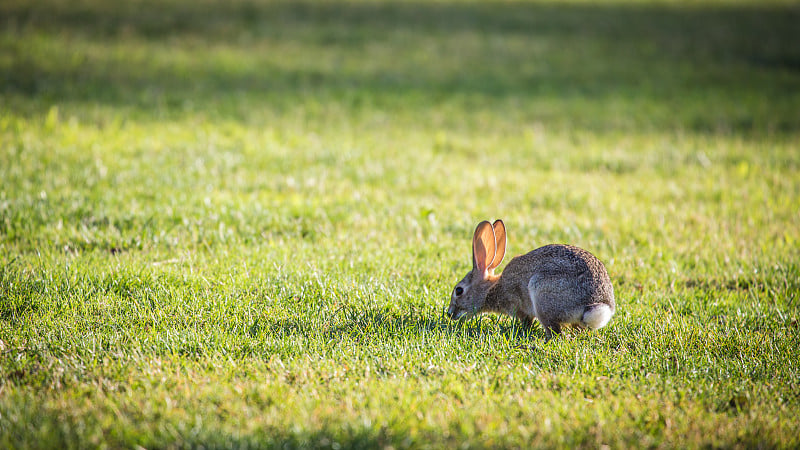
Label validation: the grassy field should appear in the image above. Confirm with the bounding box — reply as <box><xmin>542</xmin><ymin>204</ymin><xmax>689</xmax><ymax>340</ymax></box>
<box><xmin>2</xmin><ymin>0</ymin><xmax>800</xmax><ymax>447</ymax></box>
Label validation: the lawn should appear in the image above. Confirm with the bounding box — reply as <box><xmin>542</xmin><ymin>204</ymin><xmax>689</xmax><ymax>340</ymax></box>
<box><xmin>1</xmin><ymin>0</ymin><xmax>799</xmax><ymax>448</ymax></box>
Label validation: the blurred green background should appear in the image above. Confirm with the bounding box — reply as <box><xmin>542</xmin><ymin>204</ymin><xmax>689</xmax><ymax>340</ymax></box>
<box><xmin>1</xmin><ymin>0</ymin><xmax>799</xmax><ymax>448</ymax></box>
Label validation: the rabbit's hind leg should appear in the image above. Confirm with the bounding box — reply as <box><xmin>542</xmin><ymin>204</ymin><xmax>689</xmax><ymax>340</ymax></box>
<box><xmin>541</xmin><ymin>322</ymin><xmax>561</xmax><ymax>342</ymax></box>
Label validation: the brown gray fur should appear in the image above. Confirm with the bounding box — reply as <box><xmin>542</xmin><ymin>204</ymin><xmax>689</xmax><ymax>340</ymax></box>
<box><xmin>447</xmin><ymin>220</ymin><xmax>616</xmax><ymax>341</ymax></box>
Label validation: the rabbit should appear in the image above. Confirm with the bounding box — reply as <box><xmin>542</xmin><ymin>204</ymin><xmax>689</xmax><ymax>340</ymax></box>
<box><xmin>446</xmin><ymin>220</ymin><xmax>615</xmax><ymax>340</ymax></box>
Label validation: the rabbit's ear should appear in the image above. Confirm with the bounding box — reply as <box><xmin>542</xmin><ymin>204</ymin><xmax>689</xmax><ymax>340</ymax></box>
<box><xmin>472</xmin><ymin>221</ymin><xmax>496</xmax><ymax>277</ymax></box>
<box><xmin>488</xmin><ymin>219</ymin><xmax>506</xmax><ymax>272</ymax></box>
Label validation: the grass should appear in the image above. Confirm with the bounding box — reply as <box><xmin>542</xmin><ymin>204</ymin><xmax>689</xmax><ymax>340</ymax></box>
<box><xmin>1</xmin><ymin>0</ymin><xmax>800</xmax><ymax>447</ymax></box>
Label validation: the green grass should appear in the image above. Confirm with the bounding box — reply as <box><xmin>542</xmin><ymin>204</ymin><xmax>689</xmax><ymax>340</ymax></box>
<box><xmin>2</xmin><ymin>0</ymin><xmax>800</xmax><ymax>448</ymax></box>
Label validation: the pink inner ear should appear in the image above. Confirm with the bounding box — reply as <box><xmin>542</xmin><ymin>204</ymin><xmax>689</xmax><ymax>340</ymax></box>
<box><xmin>489</xmin><ymin>220</ymin><xmax>506</xmax><ymax>271</ymax></box>
<box><xmin>473</xmin><ymin>222</ymin><xmax>496</xmax><ymax>276</ymax></box>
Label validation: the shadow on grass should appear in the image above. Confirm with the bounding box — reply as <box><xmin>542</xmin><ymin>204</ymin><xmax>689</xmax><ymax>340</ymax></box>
<box><xmin>2</xmin><ymin>0</ymin><xmax>799</xmax><ymax>133</ymax></box>
<box><xmin>254</xmin><ymin>304</ymin><xmax>543</xmax><ymax>343</ymax></box>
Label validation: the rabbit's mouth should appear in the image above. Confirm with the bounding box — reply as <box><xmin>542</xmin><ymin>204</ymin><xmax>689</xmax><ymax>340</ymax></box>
<box><xmin>446</xmin><ymin>308</ymin><xmax>470</xmax><ymax>321</ymax></box>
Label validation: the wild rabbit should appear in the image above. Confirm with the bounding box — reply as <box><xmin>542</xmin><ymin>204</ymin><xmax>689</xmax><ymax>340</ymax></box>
<box><xmin>446</xmin><ymin>220</ymin><xmax>615</xmax><ymax>340</ymax></box>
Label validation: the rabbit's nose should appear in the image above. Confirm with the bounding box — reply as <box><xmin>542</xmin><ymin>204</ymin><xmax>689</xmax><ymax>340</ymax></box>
<box><xmin>446</xmin><ymin>306</ymin><xmax>457</xmax><ymax>319</ymax></box>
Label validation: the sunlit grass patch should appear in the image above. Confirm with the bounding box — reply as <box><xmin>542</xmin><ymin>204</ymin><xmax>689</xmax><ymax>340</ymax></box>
<box><xmin>2</xmin><ymin>0</ymin><xmax>799</xmax><ymax>448</ymax></box>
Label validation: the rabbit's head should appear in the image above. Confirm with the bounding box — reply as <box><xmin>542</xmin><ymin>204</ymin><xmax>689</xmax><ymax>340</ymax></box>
<box><xmin>447</xmin><ymin>220</ymin><xmax>506</xmax><ymax>320</ymax></box>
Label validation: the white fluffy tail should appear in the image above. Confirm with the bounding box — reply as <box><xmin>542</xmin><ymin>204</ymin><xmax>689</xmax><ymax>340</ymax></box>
<box><xmin>581</xmin><ymin>304</ymin><xmax>614</xmax><ymax>330</ymax></box>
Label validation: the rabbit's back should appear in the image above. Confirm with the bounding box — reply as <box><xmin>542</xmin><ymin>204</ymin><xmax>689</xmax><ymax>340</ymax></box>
<box><xmin>526</xmin><ymin>244</ymin><xmax>613</xmax><ymax>305</ymax></box>
<box><xmin>502</xmin><ymin>244</ymin><xmax>615</xmax><ymax>325</ymax></box>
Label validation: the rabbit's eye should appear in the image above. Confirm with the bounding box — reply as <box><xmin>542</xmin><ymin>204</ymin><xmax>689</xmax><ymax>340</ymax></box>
<box><xmin>455</xmin><ymin>286</ymin><xmax>464</xmax><ymax>296</ymax></box>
